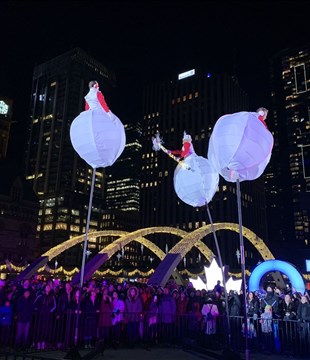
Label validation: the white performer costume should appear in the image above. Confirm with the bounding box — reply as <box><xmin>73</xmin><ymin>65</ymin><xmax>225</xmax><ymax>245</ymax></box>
<box><xmin>70</xmin><ymin>82</ymin><xmax>126</xmax><ymax>168</ymax></box>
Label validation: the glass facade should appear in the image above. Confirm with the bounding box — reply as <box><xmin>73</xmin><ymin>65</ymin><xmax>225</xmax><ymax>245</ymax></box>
<box><xmin>267</xmin><ymin>46</ymin><xmax>310</xmax><ymax>266</ymax></box>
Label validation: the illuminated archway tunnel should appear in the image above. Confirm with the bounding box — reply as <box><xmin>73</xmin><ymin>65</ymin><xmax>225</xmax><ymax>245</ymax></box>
<box><xmin>16</xmin><ymin>223</ymin><xmax>274</xmax><ymax>283</ymax></box>
<box><xmin>248</xmin><ymin>259</ymin><xmax>305</xmax><ymax>294</ymax></box>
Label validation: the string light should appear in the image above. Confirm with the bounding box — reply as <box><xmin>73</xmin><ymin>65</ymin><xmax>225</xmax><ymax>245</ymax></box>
<box><xmin>5</xmin><ymin>223</ymin><xmax>309</xmax><ymax>282</ymax></box>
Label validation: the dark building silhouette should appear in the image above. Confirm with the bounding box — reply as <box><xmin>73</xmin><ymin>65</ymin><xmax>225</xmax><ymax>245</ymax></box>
<box><xmin>0</xmin><ymin>160</ymin><xmax>39</xmax><ymax>265</ymax></box>
<box><xmin>141</xmin><ymin>68</ymin><xmax>269</xmax><ymax>273</ymax></box>
<box><xmin>267</xmin><ymin>45</ymin><xmax>310</xmax><ymax>269</ymax></box>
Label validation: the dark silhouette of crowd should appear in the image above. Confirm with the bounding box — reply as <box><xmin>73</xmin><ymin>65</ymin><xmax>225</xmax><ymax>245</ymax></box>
<box><xmin>0</xmin><ymin>276</ymin><xmax>309</xmax><ymax>357</ymax></box>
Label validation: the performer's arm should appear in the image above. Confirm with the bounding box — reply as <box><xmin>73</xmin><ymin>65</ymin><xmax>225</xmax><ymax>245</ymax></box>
<box><xmin>170</xmin><ymin>150</ymin><xmax>182</xmax><ymax>155</ymax></box>
<box><xmin>258</xmin><ymin>115</ymin><xmax>268</xmax><ymax>129</ymax></box>
<box><xmin>181</xmin><ymin>142</ymin><xmax>191</xmax><ymax>157</ymax></box>
<box><xmin>85</xmin><ymin>101</ymin><xmax>90</xmax><ymax>111</ymax></box>
<box><xmin>97</xmin><ymin>91</ymin><xmax>110</xmax><ymax>112</ymax></box>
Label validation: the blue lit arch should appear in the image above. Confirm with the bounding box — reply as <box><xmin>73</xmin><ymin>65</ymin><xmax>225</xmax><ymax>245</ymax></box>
<box><xmin>248</xmin><ymin>259</ymin><xmax>305</xmax><ymax>294</ymax></box>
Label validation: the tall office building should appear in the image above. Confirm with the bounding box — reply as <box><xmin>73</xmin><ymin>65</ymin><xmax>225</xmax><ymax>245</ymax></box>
<box><xmin>267</xmin><ymin>45</ymin><xmax>310</xmax><ymax>268</ymax></box>
<box><xmin>0</xmin><ymin>96</ymin><xmax>39</xmax><ymax>266</ymax></box>
<box><xmin>101</xmin><ymin>122</ymin><xmax>142</xmax><ymax>272</ymax></box>
<box><xmin>141</xmin><ymin>69</ymin><xmax>269</xmax><ymax>272</ymax></box>
<box><xmin>24</xmin><ymin>48</ymin><xmax>121</xmax><ymax>267</ymax></box>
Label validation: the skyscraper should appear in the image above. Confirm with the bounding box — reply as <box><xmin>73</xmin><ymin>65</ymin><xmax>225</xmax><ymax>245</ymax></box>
<box><xmin>24</xmin><ymin>48</ymin><xmax>118</xmax><ymax>266</ymax></box>
<box><xmin>141</xmin><ymin>68</ymin><xmax>269</xmax><ymax>272</ymax></box>
<box><xmin>267</xmin><ymin>45</ymin><xmax>310</xmax><ymax>267</ymax></box>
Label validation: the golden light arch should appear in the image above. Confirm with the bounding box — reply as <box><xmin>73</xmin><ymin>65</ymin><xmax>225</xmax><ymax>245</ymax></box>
<box><xmin>167</xmin><ymin>222</ymin><xmax>274</xmax><ymax>259</ymax></box>
<box><xmin>42</xmin><ymin>227</ymin><xmax>215</xmax><ymax>263</ymax></box>
<box><xmin>18</xmin><ymin>223</ymin><xmax>274</xmax><ymax>281</ymax></box>
<box><xmin>148</xmin><ymin>222</ymin><xmax>275</xmax><ymax>286</ymax></box>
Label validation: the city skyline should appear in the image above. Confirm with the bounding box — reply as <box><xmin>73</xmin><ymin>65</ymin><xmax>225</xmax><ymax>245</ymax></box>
<box><xmin>1</xmin><ymin>1</ymin><xmax>310</xmax><ymax>164</ymax></box>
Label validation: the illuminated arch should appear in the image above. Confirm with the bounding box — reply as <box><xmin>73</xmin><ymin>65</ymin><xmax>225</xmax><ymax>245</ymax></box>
<box><xmin>148</xmin><ymin>222</ymin><xmax>274</xmax><ymax>286</ymax></box>
<box><xmin>71</xmin><ymin>227</ymin><xmax>214</xmax><ymax>284</ymax></box>
<box><xmin>17</xmin><ymin>223</ymin><xmax>274</xmax><ymax>282</ymax></box>
<box><xmin>248</xmin><ymin>259</ymin><xmax>305</xmax><ymax>294</ymax></box>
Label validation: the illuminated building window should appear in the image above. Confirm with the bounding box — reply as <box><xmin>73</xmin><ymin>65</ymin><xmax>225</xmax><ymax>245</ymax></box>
<box><xmin>55</xmin><ymin>222</ymin><xmax>67</xmax><ymax>230</ymax></box>
<box><xmin>43</xmin><ymin>224</ymin><xmax>53</xmax><ymax>231</ymax></box>
<box><xmin>194</xmin><ymin>92</ymin><xmax>199</xmax><ymax>98</ymax></box>
<box><xmin>294</xmin><ymin>63</ymin><xmax>307</xmax><ymax>94</ymax></box>
<box><xmin>70</xmin><ymin>225</ymin><xmax>80</xmax><ymax>232</ymax></box>
<box><xmin>189</xmin><ymin>93</ymin><xmax>193</xmax><ymax>99</ymax></box>
<box><xmin>164</xmin><ymin>171</ymin><xmax>168</xmax><ymax>176</ymax></box>
<box><xmin>177</xmin><ymin>97</ymin><xmax>181</xmax><ymax>103</ymax></box>
<box><xmin>183</xmin><ymin>95</ymin><xmax>187</xmax><ymax>101</ymax></box>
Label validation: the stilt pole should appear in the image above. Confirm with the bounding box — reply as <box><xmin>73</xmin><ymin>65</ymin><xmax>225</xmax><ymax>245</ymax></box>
<box><xmin>236</xmin><ymin>178</ymin><xmax>249</xmax><ymax>360</ymax></box>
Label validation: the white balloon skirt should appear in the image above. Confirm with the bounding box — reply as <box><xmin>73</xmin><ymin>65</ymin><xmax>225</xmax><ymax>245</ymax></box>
<box><xmin>208</xmin><ymin>111</ymin><xmax>273</xmax><ymax>182</ymax></box>
<box><xmin>173</xmin><ymin>155</ymin><xmax>219</xmax><ymax>207</ymax></box>
<box><xmin>70</xmin><ymin>108</ymin><xmax>126</xmax><ymax>168</ymax></box>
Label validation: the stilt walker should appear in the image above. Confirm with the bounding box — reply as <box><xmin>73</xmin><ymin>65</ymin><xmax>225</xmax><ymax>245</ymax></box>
<box><xmin>208</xmin><ymin>108</ymin><xmax>274</xmax><ymax>360</ymax></box>
<box><xmin>69</xmin><ymin>80</ymin><xmax>126</xmax><ymax>353</ymax></box>
<box><xmin>152</xmin><ymin>130</ymin><xmax>231</xmax><ymax>339</ymax></box>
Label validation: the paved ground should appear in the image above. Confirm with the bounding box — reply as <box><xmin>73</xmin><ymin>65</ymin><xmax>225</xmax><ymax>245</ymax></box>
<box><xmin>0</xmin><ymin>346</ymin><xmax>303</xmax><ymax>360</ymax></box>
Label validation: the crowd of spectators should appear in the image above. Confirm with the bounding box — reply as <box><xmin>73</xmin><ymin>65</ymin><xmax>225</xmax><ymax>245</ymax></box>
<box><xmin>0</xmin><ymin>276</ymin><xmax>309</xmax><ymax>356</ymax></box>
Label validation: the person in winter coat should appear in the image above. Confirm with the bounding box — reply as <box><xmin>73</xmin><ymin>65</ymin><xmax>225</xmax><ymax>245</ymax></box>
<box><xmin>111</xmin><ymin>291</ymin><xmax>125</xmax><ymax>349</ymax></box>
<box><xmin>228</xmin><ymin>290</ymin><xmax>241</xmax><ymax>351</ymax></box>
<box><xmin>15</xmin><ymin>290</ymin><xmax>34</xmax><ymax>350</ymax></box>
<box><xmin>158</xmin><ymin>287</ymin><xmax>176</xmax><ymax>344</ymax></box>
<box><xmin>176</xmin><ymin>291</ymin><xmax>189</xmax><ymax>343</ymax></box>
<box><xmin>125</xmin><ymin>286</ymin><xmax>143</xmax><ymax>347</ymax></box>
<box><xmin>33</xmin><ymin>284</ymin><xmax>56</xmax><ymax>350</ymax></box>
<box><xmin>98</xmin><ymin>288</ymin><xmax>112</xmax><ymax>346</ymax></box>
<box><xmin>201</xmin><ymin>296</ymin><xmax>219</xmax><ymax>336</ymax></box>
<box><xmin>82</xmin><ymin>290</ymin><xmax>100</xmax><ymax>349</ymax></box>
<box><xmin>297</xmin><ymin>295</ymin><xmax>310</xmax><ymax>346</ymax></box>
<box><xmin>55</xmin><ymin>282</ymin><xmax>73</xmax><ymax>349</ymax></box>
<box><xmin>260</xmin><ymin>286</ymin><xmax>279</xmax><ymax>316</ymax></box>
<box><xmin>260</xmin><ymin>305</ymin><xmax>274</xmax><ymax>354</ymax></box>
<box><xmin>244</xmin><ymin>291</ymin><xmax>259</xmax><ymax>351</ymax></box>
<box><xmin>147</xmin><ymin>294</ymin><xmax>160</xmax><ymax>347</ymax></box>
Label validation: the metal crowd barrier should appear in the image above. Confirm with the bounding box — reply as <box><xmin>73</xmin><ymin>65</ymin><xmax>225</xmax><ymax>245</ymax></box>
<box><xmin>0</xmin><ymin>311</ymin><xmax>309</xmax><ymax>358</ymax></box>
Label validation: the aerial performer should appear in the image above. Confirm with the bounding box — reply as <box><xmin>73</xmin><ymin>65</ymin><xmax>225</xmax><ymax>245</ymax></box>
<box><xmin>152</xmin><ymin>131</ymin><xmax>219</xmax><ymax>207</ymax></box>
<box><xmin>151</xmin><ymin>130</ymin><xmax>229</xmax><ymax>330</ymax></box>
<box><xmin>70</xmin><ymin>80</ymin><xmax>126</xmax><ymax>169</ymax></box>
<box><xmin>167</xmin><ymin>132</ymin><xmax>196</xmax><ymax>160</ymax></box>
<box><xmin>69</xmin><ymin>80</ymin><xmax>126</xmax><ymax>337</ymax></box>
<box><xmin>208</xmin><ymin>107</ymin><xmax>273</xmax><ymax>182</ymax></box>
<box><xmin>207</xmin><ymin>107</ymin><xmax>274</xmax><ymax>360</ymax></box>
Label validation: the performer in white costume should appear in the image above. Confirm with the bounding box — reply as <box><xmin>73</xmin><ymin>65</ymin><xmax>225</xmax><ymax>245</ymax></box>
<box><xmin>152</xmin><ymin>131</ymin><xmax>218</xmax><ymax>207</ymax></box>
<box><xmin>207</xmin><ymin>107</ymin><xmax>273</xmax><ymax>182</ymax></box>
<box><xmin>70</xmin><ymin>81</ymin><xmax>126</xmax><ymax>169</ymax></box>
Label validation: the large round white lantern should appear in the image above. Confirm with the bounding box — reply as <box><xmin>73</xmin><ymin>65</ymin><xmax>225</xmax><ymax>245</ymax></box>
<box><xmin>70</xmin><ymin>83</ymin><xmax>126</xmax><ymax>169</ymax></box>
<box><xmin>207</xmin><ymin>111</ymin><xmax>273</xmax><ymax>182</ymax></box>
<box><xmin>173</xmin><ymin>155</ymin><xmax>219</xmax><ymax>207</ymax></box>
<box><xmin>70</xmin><ymin>110</ymin><xmax>125</xmax><ymax>168</ymax></box>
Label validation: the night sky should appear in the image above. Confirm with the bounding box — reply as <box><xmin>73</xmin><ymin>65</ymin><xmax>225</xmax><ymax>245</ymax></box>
<box><xmin>1</xmin><ymin>0</ymin><xmax>310</xmax><ymax>165</ymax></box>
